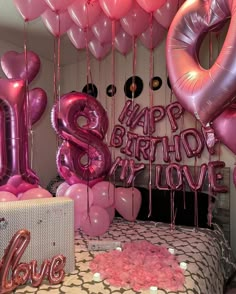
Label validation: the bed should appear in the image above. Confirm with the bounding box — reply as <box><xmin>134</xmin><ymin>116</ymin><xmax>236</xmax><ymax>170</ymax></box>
<box><xmin>15</xmin><ymin>166</ymin><xmax>236</xmax><ymax>294</ymax></box>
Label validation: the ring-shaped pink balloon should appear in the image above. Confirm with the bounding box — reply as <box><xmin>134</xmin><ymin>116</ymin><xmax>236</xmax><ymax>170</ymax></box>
<box><xmin>166</xmin><ymin>0</ymin><xmax>236</xmax><ymax>126</ymax></box>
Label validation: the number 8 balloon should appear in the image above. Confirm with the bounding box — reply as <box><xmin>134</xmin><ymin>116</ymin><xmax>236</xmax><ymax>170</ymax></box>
<box><xmin>51</xmin><ymin>92</ymin><xmax>111</xmax><ymax>186</ymax></box>
<box><xmin>166</xmin><ymin>0</ymin><xmax>236</xmax><ymax>126</ymax></box>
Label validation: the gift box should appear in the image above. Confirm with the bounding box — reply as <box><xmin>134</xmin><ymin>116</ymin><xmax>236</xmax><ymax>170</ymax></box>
<box><xmin>0</xmin><ymin>197</ymin><xmax>75</xmax><ymax>274</ymax></box>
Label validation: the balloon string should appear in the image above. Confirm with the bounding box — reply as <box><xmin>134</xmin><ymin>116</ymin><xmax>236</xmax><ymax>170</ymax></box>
<box><xmin>23</xmin><ymin>21</ymin><xmax>34</xmax><ymax>171</ymax></box>
<box><xmin>170</xmin><ymin>190</ymin><xmax>176</xmax><ymax>230</ymax></box>
<box><xmin>111</xmin><ymin>20</ymin><xmax>116</xmax><ymax>165</ymax></box>
<box><xmin>194</xmin><ymin>190</ymin><xmax>198</xmax><ymax>230</ymax></box>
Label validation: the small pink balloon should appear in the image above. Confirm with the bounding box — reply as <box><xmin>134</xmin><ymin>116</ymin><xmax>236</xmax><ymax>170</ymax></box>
<box><xmin>41</xmin><ymin>8</ymin><xmax>73</xmax><ymax>37</ymax></box>
<box><xmin>20</xmin><ymin>187</ymin><xmax>52</xmax><ymax>200</ymax></box>
<box><xmin>56</xmin><ymin>181</ymin><xmax>70</xmax><ymax>197</ymax></box>
<box><xmin>115</xmin><ymin>28</ymin><xmax>132</xmax><ymax>55</ymax></box>
<box><xmin>67</xmin><ymin>24</ymin><xmax>94</xmax><ymax>49</ymax></box>
<box><xmin>99</xmin><ymin>0</ymin><xmax>133</xmax><ymax>20</ymax></box>
<box><xmin>80</xmin><ymin>205</ymin><xmax>110</xmax><ymax>236</ymax></box>
<box><xmin>0</xmin><ymin>191</ymin><xmax>18</xmax><ymax>202</ymax></box>
<box><xmin>7</xmin><ymin>175</ymin><xmax>23</xmax><ymax>187</ymax></box>
<box><xmin>65</xmin><ymin>183</ymin><xmax>93</xmax><ymax>212</ymax></box>
<box><xmin>92</xmin><ymin>181</ymin><xmax>115</xmax><ymax>208</ymax></box>
<box><xmin>16</xmin><ymin>182</ymin><xmax>39</xmax><ymax>195</ymax></box>
<box><xmin>13</xmin><ymin>0</ymin><xmax>48</xmax><ymax>21</ymax></box>
<box><xmin>88</xmin><ymin>38</ymin><xmax>111</xmax><ymax>60</ymax></box>
<box><xmin>29</xmin><ymin>88</ymin><xmax>47</xmax><ymax>125</ymax></box>
<box><xmin>115</xmin><ymin>187</ymin><xmax>142</xmax><ymax>221</ymax></box>
<box><xmin>0</xmin><ymin>184</ymin><xmax>17</xmax><ymax>195</ymax></box>
<box><xmin>136</xmin><ymin>0</ymin><xmax>166</xmax><ymax>13</ymax></box>
<box><xmin>68</xmin><ymin>0</ymin><xmax>102</xmax><ymax>29</ymax></box>
<box><xmin>120</xmin><ymin>2</ymin><xmax>150</xmax><ymax>37</ymax></box>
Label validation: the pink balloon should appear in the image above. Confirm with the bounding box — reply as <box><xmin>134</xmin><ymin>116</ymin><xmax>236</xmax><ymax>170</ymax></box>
<box><xmin>115</xmin><ymin>28</ymin><xmax>132</xmax><ymax>55</ymax></box>
<box><xmin>20</xmin><ymin>188</ymin><xmax>52</xmax><ymax>200</ymax></box>
<box><xmin>65</xmin><ymin>183</ymin><xmax>93</xmax><ymax>213</ymax></box>
<box><xmin>154</xmin><ymin>0</ymin><xmax>185</xmax><ymax>29</ymax></box>
<box><xmin>106</xmin><ymin>205</ymin><xmax>115</xmax><ymax>223</ymax></box>
<box><xmin>120</xmin><ymin>2</ymin><xmax>150</xmax><ymax>37</ymax></box>
<box><xmin>41</xmin><ymin>9</ymin><xmax>73</xmax><ymax>36</ymax></box>
<box><xmin>56</xmin><ymin>181</ymin><xmax>70</xmax><ymax>197</ymax></box>
<box><xmin>13</xmin><ymin>0</ymin><xmax>48</xmax><ymax>21</ymax></box>
<box><xmin>43</xmin><ymin>0</ymin><xmax>75</xmax><ymax>12</ymax></box>
<box><xmin>115</xmin><ymin>187</ymin><xmax>142</xmax><ymax>221</ymax></box>
<box><xmin>0</xmin><ymin>79</ymin><xmax>39</xmax><ymax>187</ymax></box>
<box><xmin>92</xmin><ymin>12</ymin><xmax>120</xmax><ymax>44</ymax></box>
<box><xmin>67</xmin><ymin>24</ymin><xmax>94</xmax><ymax>49</ymax></box>
<box><xmin>16</xmin><ymin>182</ymin><xmax>39</xmax><ymax>195</ymax></box>
<box><xmin>0</xmin><ymin>188</ymin><xmax>17</xmax><ymax>199</ymax></box>
<box><xmin>166</xmin><ymin>0</ymin><xmax>236</xmax><ymax>126</ymax></box>
<box><xmin>89</xmin><ymin>38</ymin><xmax>111</xmax><ymax>60</ymax></box>
<box><xmin>136</xmin><ymin>0</ymin><xmax>166</xmax><ymax>13</ymax></box>
<box><xmin>1</xmin><ymin>51</ymin><xmax>40</xmax><ymax>83</ymax></box>
<box><xmin>99</xmin><ymin>0</ymin><xmax>133</xmax><ymax>20</ymax></box>
<box><xmin>68</xmin><ymin>0</ymin><xmax>102</xmax><ymax>29</ymax></box>
<box><xmin>80</xmin><ymin>205</ymin><xmax>110</xmax><ymax>236</ymax></box>
<box><xmin>140</xmin><ymin>18</ymin><xmax>166</xmax><ymax>49</ymax></box>
<box><xmin>29</xmin><ymin>88</ymin><xmax>47</xmax><ymax>125</ymax></box>
<box><xmin>212</xmin><ymin>104</ymin><xmax>236</xmax><ymax>154</ymax></box>
<box><xmin>91</xmin><ymin>181</ymin><xmax>115</xmax><ymax>208</ymax></box>
<box><xmin>51</xmin><ymin>92</ymin><xmax>111</xmax><ymax>185</ymax></box>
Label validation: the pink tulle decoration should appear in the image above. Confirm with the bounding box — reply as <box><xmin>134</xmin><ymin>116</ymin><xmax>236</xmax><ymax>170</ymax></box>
<box><xmin>90</xmin><ymin>241</ymin><xmax>185</xmax><ymax>291</ymax></box>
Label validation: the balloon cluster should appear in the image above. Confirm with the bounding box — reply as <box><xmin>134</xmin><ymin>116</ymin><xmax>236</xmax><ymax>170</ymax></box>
<box><xmin>56</xmin><ymin>181</ymin><xmax>142</xmax><ymax>236</ymax></box>
<box><xmin>13</xmin><ymin>0</ymin><xmax>185</xmax><ymax>59</ymax></box>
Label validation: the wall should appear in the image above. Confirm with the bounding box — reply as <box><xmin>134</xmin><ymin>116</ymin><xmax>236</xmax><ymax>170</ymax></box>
<box><xmin>0</xmin><ymin>40</ymin><xmax>58</xmax><ymax>188</ymax></box>
<box><xmin>60</xmin><ymin>35</ymin><xmax>236</xmax><ymax>255</ymax></box>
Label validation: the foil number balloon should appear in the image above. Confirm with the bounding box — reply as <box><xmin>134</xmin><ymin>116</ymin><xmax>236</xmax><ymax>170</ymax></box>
<box><xmin>166</xmin><ymin>0</ymin><xmax>236</xmax><ymax>126</ymax></box>
<box><xmin>52</xmin><ymin>92</ymin><xmax>111</xmax><ymax>186</ymax></box>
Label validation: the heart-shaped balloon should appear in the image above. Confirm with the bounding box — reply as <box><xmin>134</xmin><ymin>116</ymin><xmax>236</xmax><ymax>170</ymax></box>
<box><xmin>1</xmin><ymin>51</ymin><xmax>40</xmax><ymax>83</ymax></box>
<box><xmin>166</xmin><ymin>0</ymin><xmax>236</xmax><ymax>126</ymax></box>
<box><xmin>115</xmin><ymin>187</ymin><xmax>142</xmax><ymax>221</ymax></box>
<box><xmin>13</xmin><ymin>0</ymin><xmax>48</xmax><ymax>21</ymax></box>
<box><xmin>212</xmin><ymin>104</ymin><xmax>236</xmax><ymax>154</ymax></box>
<box><xmin>29</xmin><ymin>88</ymin><xmax>47</xmax><ymax>125</ymax></box>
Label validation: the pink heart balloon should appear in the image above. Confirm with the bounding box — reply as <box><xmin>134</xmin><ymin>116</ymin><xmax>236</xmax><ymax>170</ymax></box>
<box><xmin>115</xmin><ymin>187</ymin><xmax>142</xmax><ymax>221</ymax></box>
<box><xmin>13</xmin><ymin>0</ymin><xmax>48</xmax><ymax>21</ymax></box>
<box><xmin>1</xmin><ymin>51</ymin><xmax>40</xmax><ymax>83</ymax></box>
<box><xmin>212</xmin><ymin>104</ymin><xmax>236</xmax><ymax>154</ymax></box>
<box><xmin>29</xmin><ymin>88</ymin><xmax>47</xmax><ymax>125</ymax></box>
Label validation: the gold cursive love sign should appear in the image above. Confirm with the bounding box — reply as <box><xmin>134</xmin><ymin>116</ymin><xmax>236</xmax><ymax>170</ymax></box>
<box><xmin>0</xmin><ymin>229</ymin><xmax>66</xmax><ymax>293</ymax></box>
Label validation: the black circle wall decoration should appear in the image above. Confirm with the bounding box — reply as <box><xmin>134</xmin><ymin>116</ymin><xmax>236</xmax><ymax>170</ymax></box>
<box><xmin>106</xmin><ymin>84</ymin><xmax>117</xmax><ymax>97</ymax></box>
<box><xmin>149</xmin><ymin>76</ymin><xmax>162</xmax><ymax>91</ymax></box>
<box><xmin>82</xmin><ymin>83</ymin><xmax>98</xmax><ymax>98</ymax></box>
<box><xmin>124</xmin><ymin>76</ymin><xmax>143</xmax><ymax>99</ymax></box>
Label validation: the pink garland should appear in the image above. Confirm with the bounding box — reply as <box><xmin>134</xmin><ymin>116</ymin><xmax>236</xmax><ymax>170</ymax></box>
<box><xmin>90</xmin><ymin>241</ymin><xmax>185</xmax><ymax>291</ymax></box>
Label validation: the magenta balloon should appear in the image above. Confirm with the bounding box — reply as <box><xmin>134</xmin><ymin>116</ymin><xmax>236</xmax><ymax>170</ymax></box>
<box><xmin>1</xmin><ymin>51</ymin><xmax>40</xmax><ymax>84</ymax></box>
<box><xmin>154</xmin><ymin>0</ymin><xmax>185</xmax><ymax>29</ymax></box>
<box><xmin>212</xmin><ymin>104</ymin><xmax>236</xmax><ymax>154</ymax></box>
<box><xmin>29</xmin><ymin>88</ymin><xmax>47</xmax><ymax>125</ymax></box>
<box><xmin>56</xmin><ymin>181</ymin><xmax>70</xmax><ymax>197</ymax></box>
<box><xmin>41</xmin><ymin>8</ymin><xmax>73</xmax><ymax>37</ymax></box>
<box><xmin>43</xmin><ymin>0</ymin><xmax>75</xmax><ymax>12</ymax></box>
<box><xmin>115</xmin><ymin>28</ymin><xmax>132</xmax><ymax>55</ymax></box>
<box><xmin>99</xmin><ymin>0</ymin><xmax>133</xmax><ymax>20</ymax></box>
<box><xmin>115</xmin><ymin>187</ymin><xmax>142</xmax><ymax>221</ymax></box>
<box><xmin>136</xmin><ymin>0</ymin><xmax>166</xmax><ymax>13</ymax></box>
<box><xmin>65</xmin><ymin>183</ymin><xmax>93</xmax><ymax>212</ymax></box>
<box><xmin>166</xmin><ymin>0</ymin><xmax>236</xmax><ymax>126</ymax></box>
<box><xmin>0</xmin><ymin>184</ymin><xmax>17</xmax><ymax>195</ymax></box>
<box><xmin>13</xmin><ymin>0</ymin><xmax>48</xmax><ymax>21</ymax></box>
<box><xmin>140</xmin><ymin>18</ymin><xmax>166</xmax><ymax>49</ymax></box>
<box><xmin>67</xmin><ymin>24</ymin><xmax>94</xmax><ymax>49</ymax></box>
<box><xmin>91</xmin><ymin>181</ymin><xmax>115</xmax><ymax>208</ymax></box>
<box><xmin>51</xmin><ymin>92</ymin><xmax>111</xmax><ymax>185</ymax></box>
<box><xmin>0</xmin><ymin>79</ymin><xmax>39</xmax><ymax>187</ymax></box>
<box><xmin>0</xmin><ymin>191</ymin><xmax>18</xmax><ymax>202</ymax></box>
<box><xmin>120</xmin><ymin>2</ymin><xmax>150</xmax><ymax>37</ymax></box>
<box><xmin>88</xmin><ymin>38</ymin><xmax>111</xmax><ymax>60</ymax></box>
<box><xmin>68</xmin><ymin>0</ymin><xmax>102</xmax><ymax>29</ymax></box>
<box><xmin>80</xmin><ymin>205</ymin><xmax>110</xmax><ymax>236</ymax></box>
<box><xmin>20</xmin><ymin>188</ymin><xmax>52</xmax><ymax>200</ymax></box>
<box><xmin>92</xmin><ymin>12</ymin><xmax>120</xmax><ymax>44</ymax></box>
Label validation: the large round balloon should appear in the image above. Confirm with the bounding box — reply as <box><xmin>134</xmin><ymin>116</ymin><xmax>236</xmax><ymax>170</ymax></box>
<box><xmin>166</xmin><ymin>0</ymin><xmax>236</xmax><ymax>126</ymax></box>
<box><xmin>51</xmin><ymin>92</ymin><xmax>111</xmax><ymax>186</ymax></box>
